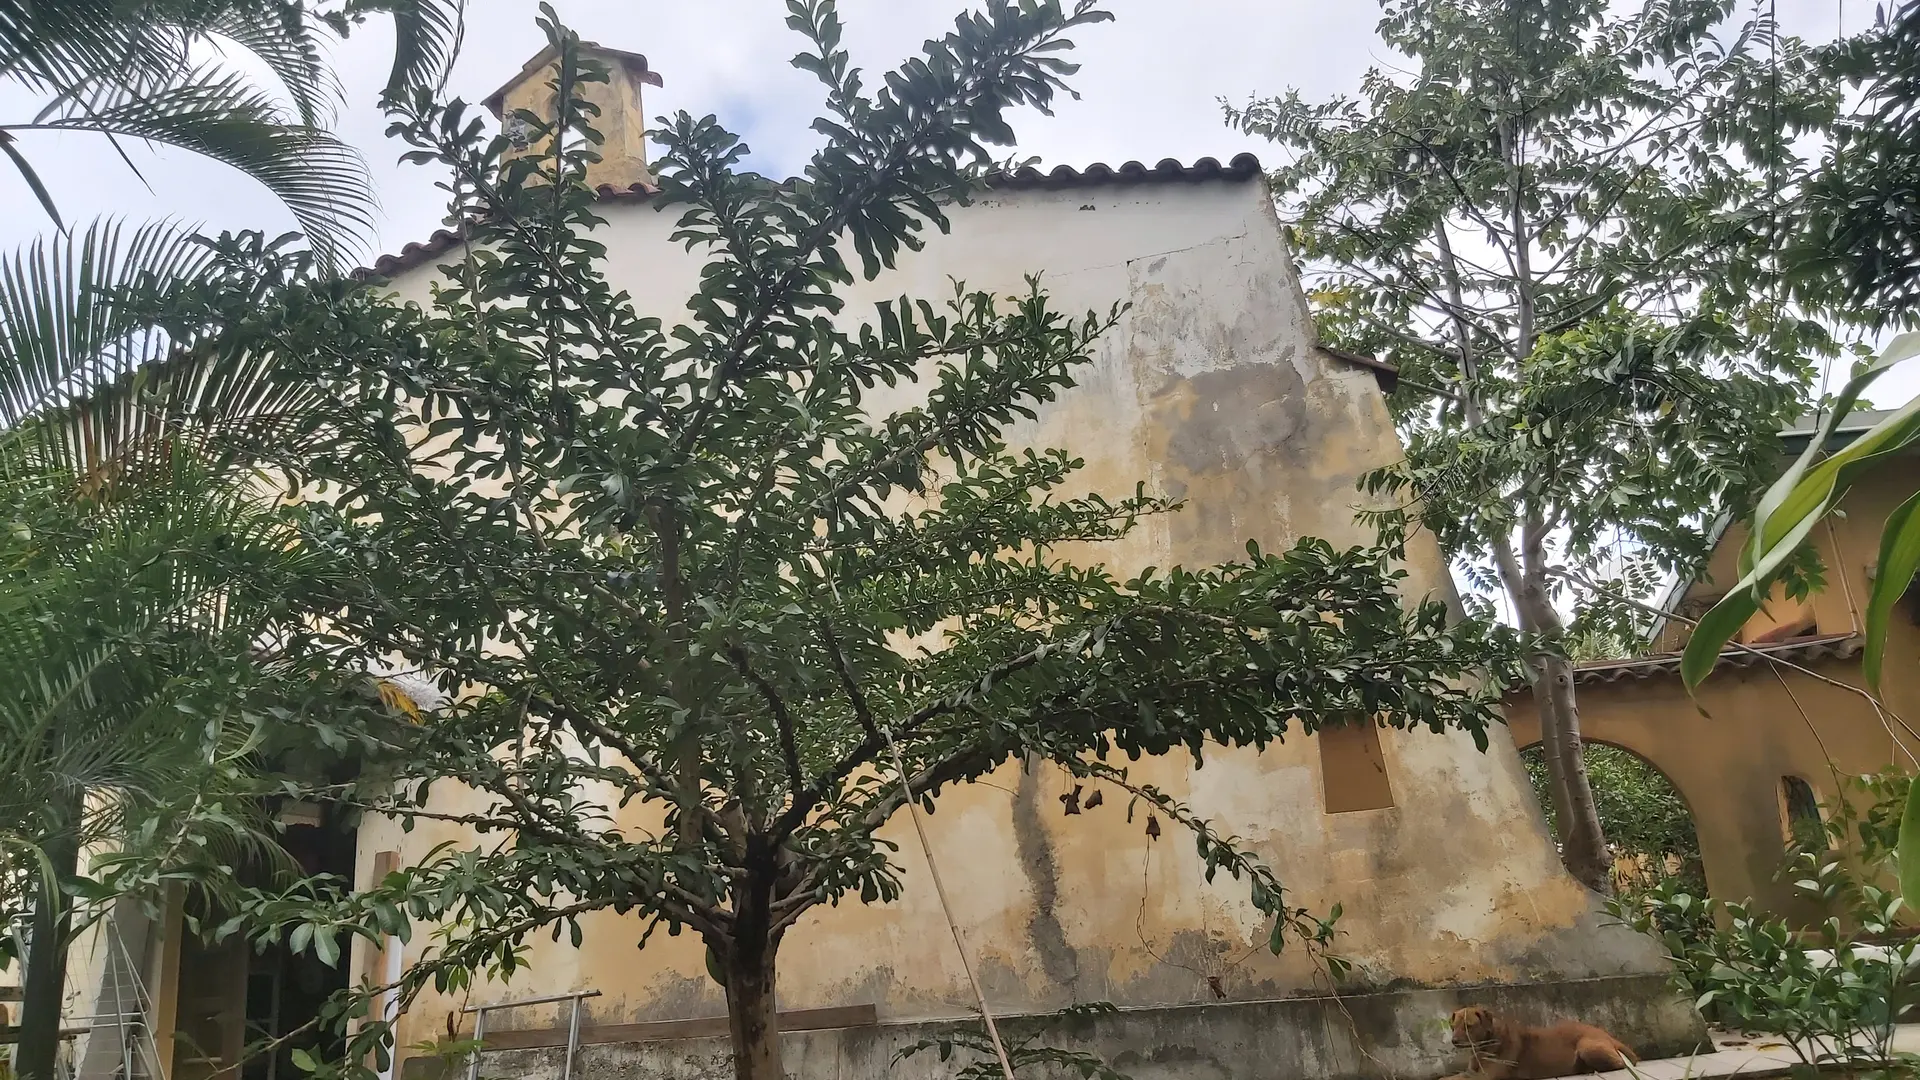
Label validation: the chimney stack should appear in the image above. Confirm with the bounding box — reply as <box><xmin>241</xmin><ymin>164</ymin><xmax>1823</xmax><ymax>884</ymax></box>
<box><xmin>483</xmin><ymin>42</ymin><xmax>663</xmax><ymax>192</ymax></box>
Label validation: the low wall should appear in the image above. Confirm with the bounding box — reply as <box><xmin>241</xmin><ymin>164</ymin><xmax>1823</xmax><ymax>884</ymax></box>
<box><xmin>411</xmin><ymin>973</ymin><xmax>1706</xmax><ymax>1080</ymax></box>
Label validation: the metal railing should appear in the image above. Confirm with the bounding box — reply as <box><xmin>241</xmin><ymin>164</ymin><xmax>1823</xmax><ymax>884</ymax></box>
<box><xmin>461</xmin><ymin>990</ymin><xmax>601</xmax><ymax>1080</ymax></box>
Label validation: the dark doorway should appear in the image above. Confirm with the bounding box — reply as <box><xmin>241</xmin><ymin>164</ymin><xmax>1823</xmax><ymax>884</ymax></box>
<box><xmin>241</xmin><ymin>803</ymin><xmax>356</xmax><ymax>1080</ymax></box>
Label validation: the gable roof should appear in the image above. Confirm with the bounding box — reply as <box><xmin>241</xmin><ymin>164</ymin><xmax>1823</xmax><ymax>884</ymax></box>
<box><xmin>360</xmin><ymin>154</ymin><xmax>1265</xmax><ymax>279</ymax></box>
<box><xmin>1779</xmin><ymin>407</ymin><xmax>1901</xmax><ymax>454</ymax></box>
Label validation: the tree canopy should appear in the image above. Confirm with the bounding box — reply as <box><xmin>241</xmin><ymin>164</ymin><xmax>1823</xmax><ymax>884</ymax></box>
<box><xmin>104</xmin><ymin>5</ymin><xmax>1524</xmax><ymax>1078</ymax></box>
<box><xmin>1230</xmin><ymin>0</ymin><xmax>1843</xmax><ymax>892</ymax></box>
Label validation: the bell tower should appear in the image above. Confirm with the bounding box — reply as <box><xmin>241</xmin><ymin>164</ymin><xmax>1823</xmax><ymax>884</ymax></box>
<box><xmin>483</xmin><ymin>41</ymin><xmax>663</xmax><ymax>191</ymax></box>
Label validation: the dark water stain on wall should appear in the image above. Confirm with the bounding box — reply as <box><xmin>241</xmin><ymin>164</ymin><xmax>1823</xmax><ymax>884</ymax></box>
<box><xmin>1012</xmin><ymin>764</ymin><xmax>1081</xmax><ymax>992</ymax></box>
<box><xmin>1156</xmin><ymin>367</ymin><xmax>1312</xmax><ymax>478</ymax></box>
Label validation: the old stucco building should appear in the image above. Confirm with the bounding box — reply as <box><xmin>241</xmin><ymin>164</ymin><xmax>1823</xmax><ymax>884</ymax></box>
<box><xmin>1505</xmin><ymin>411</ymin><xmax>1920</xmax><ymax>920</ymax></box>
<box><xmin>61</xmin><ymin>43</ymin><xmax>1705</xmax><ymax>1080</ymax></box>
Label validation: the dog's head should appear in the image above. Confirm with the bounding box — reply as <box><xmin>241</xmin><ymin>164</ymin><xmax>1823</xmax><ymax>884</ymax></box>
<box><xmin>1450</xmin><ymin>1006</ymin><xmax>1497</xmax><ymax>1048</ymax></box>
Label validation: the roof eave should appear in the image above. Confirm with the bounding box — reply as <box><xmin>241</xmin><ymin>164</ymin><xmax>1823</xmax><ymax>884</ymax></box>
<box><xmin>357</xmin><ymin>154</ymin><xmax>1266</xmax><ymax>280</ymax></box>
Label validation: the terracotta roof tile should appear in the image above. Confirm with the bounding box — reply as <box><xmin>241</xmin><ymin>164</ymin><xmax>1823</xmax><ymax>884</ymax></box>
<box><xmin>1565</xmin><ymin>633</ymin><xmax>1863</xmax><ymax>686</ymax></box>
<box><xmin>358</xmin><ymin>154</ymin><xmax>1264</xmax><ymax>279</ymax></box>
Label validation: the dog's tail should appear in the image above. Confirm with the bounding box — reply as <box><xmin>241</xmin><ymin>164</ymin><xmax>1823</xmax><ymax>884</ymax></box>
<box><xmin>1575</xmin><ymin>1038</ymin><xmax>1636</xmax><ymax>1072</ymax></box>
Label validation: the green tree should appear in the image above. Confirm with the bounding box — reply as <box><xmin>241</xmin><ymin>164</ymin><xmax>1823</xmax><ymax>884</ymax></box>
<box><xmin>1229</xmin><ymin>0</ymin><xmax>1840</xmax><ymax>893</ymax></box>
<box><xmin>139</xmin><ymin>7</ymin><xmax>1522</xmax><ymax>1079</ymax></box>
<box><xmin>1</xmin><ymin>0</ymin><xmax>461</xmax><ymax>267</ymax></box>
<box><xmin>1678</xmin><ymin>2</ymin><xmax>1920</xmax><ymax>908</ymax></box>
<box><xmin>0</xmin><ymin>224</ymin><xmax>329</xmax><ymax>1080</ymax></box>
<box><xmin>1790</xmin><ymin>0</ymin><xmax>1920</xmax><ymax>322</ymax></box>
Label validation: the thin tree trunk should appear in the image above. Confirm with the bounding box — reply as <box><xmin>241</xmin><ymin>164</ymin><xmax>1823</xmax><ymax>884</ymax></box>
<box><xmin>1488</xmin><ymin>536</ymin><xmax>1575</xmax><ymax>846</ymax></box>
<box><xmin>1497</xmin><ymin>120</ymin><xmax>1612</xmax><ymax>895</ymax></box>
<box><xmin>1537</xmin><ymin>647</ymin><xmax>1612</xmax><ymax>892</ymax></box>
<box><xmin>1513</xmin><ymin>522</ymin><xmax>1612</xmax><ymax>894</ymax></box>
<box><xmin>722</xmin><ymin>934</ymin><xmax>782</xmax><ymax>1080</ymax></box>
<box><xmin>16</xmin><ymin>822</ymin><xmax>80</xmax><ymax>1080</ymax></box>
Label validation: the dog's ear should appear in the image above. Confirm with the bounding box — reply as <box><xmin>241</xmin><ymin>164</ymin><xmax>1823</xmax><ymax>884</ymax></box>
<box><xmin>1456</xmin><ymin>1007</ymin><xmax>1479</xmax><ymax>1037</ymax></box>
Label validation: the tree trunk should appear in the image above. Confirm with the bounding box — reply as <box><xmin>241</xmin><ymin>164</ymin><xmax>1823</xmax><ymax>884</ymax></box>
<box><xmin>1536</xmin><ymin>648</ymin><xmax>1612</xmax><ymax>893</ymax></box>
<box><xmin>1509</xmin><ymin>536</ymin><xmax>1612</xmax><ymax>896</ymax></box>
<box><xmin>723</xmin><ymin>935</ymin><xmax>782</xmax><ymax>1080</ymax></box>
<box><xmin>16</xmin><ymin>824</ymin><xmax>80</xmax><ymax>1080</ymax></box>
<box><xmin>1528</xmin><ymin>647</ymin><xmax>1576</xmax><ymax>848</ymax></box>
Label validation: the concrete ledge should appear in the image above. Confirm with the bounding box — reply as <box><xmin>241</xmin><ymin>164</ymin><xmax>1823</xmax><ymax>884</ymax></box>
<box><xmin>411</xmin><ymin>973</ymin><xmax>1706</xmax><ymax>1080</ymax></box>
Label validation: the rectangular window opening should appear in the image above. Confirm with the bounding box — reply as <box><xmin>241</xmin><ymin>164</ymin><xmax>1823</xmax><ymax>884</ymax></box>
<box><xmin>1320</xmin><ymin>721</ymin><xmax>1395</xmax><ymax>814</ymax></box>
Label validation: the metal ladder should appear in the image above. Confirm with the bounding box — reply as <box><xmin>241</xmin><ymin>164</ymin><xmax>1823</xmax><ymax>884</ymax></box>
<box><xmin>461</xmin><ymin>991</ymin><xmax>600</xmax><ymax>1080</ymax></box>
<box><xmin>8</xmin><ymin>904</ymin><xmax>165</xmax><ymax>1080</ymax></box>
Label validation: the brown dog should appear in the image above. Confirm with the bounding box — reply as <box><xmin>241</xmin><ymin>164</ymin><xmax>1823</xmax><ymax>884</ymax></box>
<box><xmin>1444</xmin><ymin>1005</ymin><xmax>1638</xmax><ymax>1079</ymax></box>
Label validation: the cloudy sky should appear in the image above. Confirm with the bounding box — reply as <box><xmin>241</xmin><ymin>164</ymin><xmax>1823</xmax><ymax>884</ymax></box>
<box><xmin>1</xmin><ymin>0</ymin><xmax>1910</xmax><ymax>405</ymax></box>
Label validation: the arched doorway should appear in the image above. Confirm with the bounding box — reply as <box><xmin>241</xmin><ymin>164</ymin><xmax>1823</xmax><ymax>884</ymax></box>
<box><xmin>1518</xmin><ymin>741</ymin><xmax>1706</xmax><ymax>897</ymax></box>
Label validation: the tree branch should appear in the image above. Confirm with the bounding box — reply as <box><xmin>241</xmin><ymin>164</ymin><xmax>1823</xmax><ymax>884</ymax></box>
<box><xmin>727</xmin><ymin>644</ymin><xmax>806</xmax><ymax>799</ymax></box>
<box><xmin>817</xmin><ymin>617</ymin><xmax>882</xmax><ymax>743</ymax></box>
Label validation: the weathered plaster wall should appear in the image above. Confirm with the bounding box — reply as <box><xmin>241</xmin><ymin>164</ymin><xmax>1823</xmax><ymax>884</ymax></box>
<box><xmin>1506</xmin><ymin>457</ymin><xmax>1920</xmax><ymax>918</ymax></box>
<box><xmin>364</xmin><ymin>176</ymin><xmax>1672</xmax><ymax>1060</ymax></box>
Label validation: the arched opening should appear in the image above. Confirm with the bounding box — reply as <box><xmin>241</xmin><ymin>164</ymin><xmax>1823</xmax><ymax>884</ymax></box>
<box><xmin>1518</xmin><ymin>741</ymin><xmax>1705</xmax><ymax>898</ymax></box>
<box><xmin>1779</xmin><ymin>775</ymin><xmax>1828</xmax><ymax>853</ymax></box>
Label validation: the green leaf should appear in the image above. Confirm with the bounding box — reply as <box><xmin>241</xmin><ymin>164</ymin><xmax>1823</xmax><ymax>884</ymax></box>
<box><xmin>1679</xmin><ymin>587</ymin><xmax>1760</xmax><ymax>690</ymax></box>
<box><xmin>0</xmin><ymin>134</ymin><xmax>65</xmax><ymax>232</ymax></box>
<box><xmin>34</xmin><ymin>66</ymin><xmax>375</xmax><ymax>268</ymax></box>
<box><xmin>1684</xmin><ymin>333</ymin><xmax>1920</xmax><ymax>691</ymax></box>
<box><xmin>314</xmin><ymin>928</ymin><xmax>340</xmax><ymax>968</ymax></box>
<box><xmin>1866</xmin><ymin>489</ymin><xmax>1920</xmax><ymax>694</ymax></box>
<box><xmin>1900</xmin><ymin>778</ymin><xmax>1920</xmax><ymax>909</ymax></box>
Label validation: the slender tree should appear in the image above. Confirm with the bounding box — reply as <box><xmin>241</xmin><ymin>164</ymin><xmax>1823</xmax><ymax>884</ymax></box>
<box><xmin>136</xmin><ymin>7</ymin><xmax>1522</xmax><ymax>1079</ymax></box>
<box><xmin>1229</xmin><ymin>0</ymin><xmax>1840</xmax><ymax>892</ymax></box>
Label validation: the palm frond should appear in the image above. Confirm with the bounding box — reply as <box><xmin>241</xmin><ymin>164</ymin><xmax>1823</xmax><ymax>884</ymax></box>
<box><xmin>0</xmin><ymin>220</ymin><xmax>211</xmax><ymax>425</ymax></box>
<box><xmin>24</xmin><ymin>68</ymin><xmax>373</xmax><ymax>268</ymax></box>
<box><xmin>0</xmin><ymin>0</ymin><xmax>187</xmax><ymax>96</ymax></box>
<box><xmin>203</xmin><ymin>0</ymin><xmax>338</xmax><ymax>126</ymax></box>
<box><xmin>0</xmin><ymin>220</ymin><xmax>224</xmax><ymax>481</ymax></box>
<box><xmin>343</xmin><ymin>0</ymin><xmax>463</xmax><ymax>100</ymax></box>
<box><xmin>0</xmin><ymin>453</ymin><xmax>309</xmax><ymax>873</ymax></box>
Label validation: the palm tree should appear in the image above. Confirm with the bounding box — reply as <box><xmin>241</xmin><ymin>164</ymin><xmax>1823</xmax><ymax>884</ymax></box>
<box><xmin>0</xmin><ymin>216</ymin><xmax>386</xmax><ymax>1080</ymax></box>
<box><xmin>1</xmin><ymin>0</ymin><xmax>462</xmax><ymax>268</ymax></box>
<box><xmin>0</xmin><ymin>11</ymin><xmax>457</xmax><ymax>1069</ymax></box>
<box><xmin>0</xmin><ymin>444</ymin><xmax>314</xmax><ymax>1080</ymax></box>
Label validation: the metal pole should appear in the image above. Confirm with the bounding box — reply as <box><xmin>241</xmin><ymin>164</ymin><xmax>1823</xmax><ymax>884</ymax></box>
<box><xmin>459</xmin><ymin>991</ymin><xmax>600</xmax><ymax>1012</ymax></box>
<box><xmin>466</xmin><ymin>1008</ymin><xmax>487</xmax><ymax>1080</ymax></box>
<box><xmin>560</xmin><ymin>996</ymin><xmax>582</xmax><ymax>1080</ymax></box>
<box><xmin>116</xmin><ymin>996</ymin><xmax>131</xmax><ymax>1080</ymax></box>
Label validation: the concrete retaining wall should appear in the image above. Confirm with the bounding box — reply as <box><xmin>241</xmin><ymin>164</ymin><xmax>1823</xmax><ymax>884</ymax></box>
<box><xmin>413</xmin><ymin>974</ymin><xmax>1705</xmax><ymax>1080</ymax></box>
